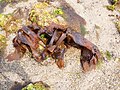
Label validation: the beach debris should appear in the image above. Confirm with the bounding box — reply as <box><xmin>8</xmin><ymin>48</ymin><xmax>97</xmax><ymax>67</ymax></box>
<box><xmin>6</xmin><ymin>22</ymin><xmax>102</xmax><ymax>71</ymax></box>
<box><xmin>6</xmin><ymin>2</ymin><xmax>102</xmax><ymax>72</ymax></box>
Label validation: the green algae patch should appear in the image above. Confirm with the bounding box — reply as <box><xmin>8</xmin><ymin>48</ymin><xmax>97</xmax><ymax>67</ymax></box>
<box><xmin>22</xmin><ymin>82</ymin><xmax>50</xmax><ymax>90</ymax></box>
<box><xmin>29</xmin><ymin>2</ymin><xmax>66</xmax><ymax>27</ymax></box>
<box><xmin>0</xmin><ymin>10</ymin><xmax>31</xmax><ymax>34</ymax></box>
<box><xmin>106</xmin><ymin>0</ymin><xmax>120</xmax><ymax>11</ymax></box>
<box><xmin>106</xmin><ymin>5</ymin><xmax>115</xmax><ymax>11</ymax></box>
<box><xmin>115</xmin><ymin>21</ymin><xmax>120</xmax><ymax>33</ymax></box>
<box><xmin>0</xmin><ymin>34</ymin><xmax>7</xmax><ymax>49</ymax></box>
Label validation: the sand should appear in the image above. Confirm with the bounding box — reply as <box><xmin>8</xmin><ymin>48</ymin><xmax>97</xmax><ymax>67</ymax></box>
<box><xmin>0</xmin><ymin>0</ymin><xmax>120</xmax><ymax>90</ymax></box>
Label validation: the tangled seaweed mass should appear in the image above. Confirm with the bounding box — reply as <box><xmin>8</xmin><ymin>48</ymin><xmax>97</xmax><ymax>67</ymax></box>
<box><xmin>6</xmin><ymin>1</ymin><xmax>102</xmax><ymax>72</ymax></box>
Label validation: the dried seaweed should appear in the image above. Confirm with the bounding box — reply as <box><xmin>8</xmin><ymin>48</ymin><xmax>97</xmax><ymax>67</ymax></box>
<box><xmin>6</xmin><ymin>22</ymin><xmax>102</xmax><ymax>72</ymax></box>
<box><xmin>6</xmin><ymin>2</ymin><xmax>102</xmax><ymax>72</ymax></box>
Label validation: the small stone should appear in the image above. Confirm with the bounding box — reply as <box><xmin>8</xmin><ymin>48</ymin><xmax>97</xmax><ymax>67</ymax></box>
<box><xmin>116</xmin><ymin>40</ymin><xmax>119</xmax><ymax>43</ymax></box>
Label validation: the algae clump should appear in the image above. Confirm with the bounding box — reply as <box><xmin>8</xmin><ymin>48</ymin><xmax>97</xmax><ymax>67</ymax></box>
<box><xmin>29</xmin><ymin>2</ymin><xmax>66</xmax><ymax>27</ymax></box>
<box><xmin>115</xmin><ymin>21</ymin><xmax>120</xmax><ymax>33</ymax></box>
<box><xmin>0</xmin><ymin>34</ymin><xmax>7</xmax><ymax>50</ymax></box>
<box><xmin>22</xmin><ymin>82</ymin><xmax>49</xmax><ymax>90</ymax></box>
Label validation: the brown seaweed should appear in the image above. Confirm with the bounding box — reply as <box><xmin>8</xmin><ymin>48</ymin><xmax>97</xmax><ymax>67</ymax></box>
<box><xmin>6</xmin><ymin>1</ymin><xmax>102</xmax><ymax>72</ymax></box>
<box><xmin>6</xmin><ymin>22</ymin><xmax>102</xmax><ymax>72</ymax></box>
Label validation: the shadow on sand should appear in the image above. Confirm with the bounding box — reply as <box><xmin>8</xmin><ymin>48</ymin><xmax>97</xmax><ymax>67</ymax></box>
<box><xmin>0</xmin><ymin>50</ymin><xmax>30</xmax><ymax>90</ymax></box>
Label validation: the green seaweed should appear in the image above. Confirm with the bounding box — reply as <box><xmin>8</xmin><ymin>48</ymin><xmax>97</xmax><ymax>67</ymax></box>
<box><xmin>106</xmin><ymin>5</ymin><xmax>115</xmax><ymax>11</ymax></box>
<box><xmin>106</xmin><ymin>0</ymin><xmax>119</xmax><ymax>11</ymax></box>
<box><xmin>53</xmin><ymin>8</ymin><xmax>64</xmax><ymax>16</ymax></box>
<box><xmin>22</xmin><ymin>83</ymin><xmax>48</xmax><ymax>90</ymax></box>
<box><xmin>0</xmin><ymin>13</ymin><xmax>19</xmax><ymax>33</ymax></box>
<box><xmin>29</xmin><ymin>2</ymin><xmax>66</xmax><ymax>27</ymax></box>
<box><xmin>115</xmin><ymin>21</ymin><xmax>120</xmax><ymax>33</ymax></box>
<box><xmin>105</xmin><ymin>51</ymin><xmax>112</xmax><ymax>60</ymax></box>
<box><xmin>0</xmin><ymin>10</ymin><xmax>31</xmax><ymax>34</ymax></box>
<box><xmin>40</xmin><ymin>34</ymin><xmax>46</xmax><ymax>39</ymax></box>
<box><xmin>97</xmin><ymin>50</ymin><xmax>112</xmax><ymax>68</ymax></box>
<box><xmin>0</xmin><ymin>34</ymin><xmax>7</xmax><ymax>49</ymax></box>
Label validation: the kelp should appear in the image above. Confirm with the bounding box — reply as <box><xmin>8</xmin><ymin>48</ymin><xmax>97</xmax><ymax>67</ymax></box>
<box><xmin>6</xmin><ymin>1</ymin><xmax>102</xmax><ymax>72</ymax></box>
<box><xmin>6</xmin><ymin>22</ymin><xmax>102</xmax><ymax>72</ymax></box>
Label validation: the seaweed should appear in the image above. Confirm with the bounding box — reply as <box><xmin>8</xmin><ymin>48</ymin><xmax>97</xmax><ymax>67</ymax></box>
<box><xmin>6</xmin><ymin>22</ymin><xmax>102</xmax><ymax>72</ymax></box>
<box><xmin>29</xmin><ymin>2</ymin><xmax>66</xmax><ymax>27</ymax></box>
<box><xmin>22</xmin><ymin>82</ymin><xmax>49</xmax><ymax>90</ymax></box>
<box><xmin>115</xmin><ymin>21</ymin><xmax>120</xmax><ymax>33</ymax></box>
<box><xmin>0</xmin><ymin>34</ymin><xmax>7</xmax><ymax>50</ymax></box>
<box><xmin>10</xmin><ymin>81</ymin><xmax>50</xmax><ymax>90</ymax></box>
<box><xmin>105</xmin><ymin>51</ymin><xmax>112</xmax><ymax>60</ymax></box>
<box><xmin>6</xmin><ymin>2</ymin><xmax>102</xmax><ymax>72</ymax></box>
<box><xmin>106</xmin><ymin>0</ymin><xmax>120</xmax><ymax>11</ymax></box>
